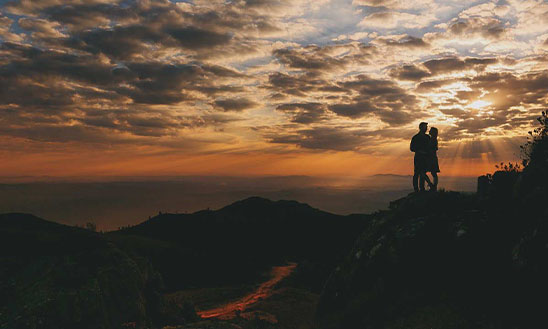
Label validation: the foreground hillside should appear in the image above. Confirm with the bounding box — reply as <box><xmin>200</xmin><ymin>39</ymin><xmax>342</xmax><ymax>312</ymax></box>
<box><xmin>3</xmin><ymin>186</ymin><xmax>548</xmax><ymax>329</ymax></box>
<box><xmin>0</xmin><ymin>213</ymin><xmax>168</xmax><ymax>329</ymax></box>
<box><xmin>317</xmin><ymin>190</ymin><xmax>548</xmax><ymax>329</ymax></box>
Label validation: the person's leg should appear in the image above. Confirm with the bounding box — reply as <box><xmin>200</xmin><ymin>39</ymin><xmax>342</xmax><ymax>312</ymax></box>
<box><xmin>413</xmin><ymin>172</ymin><xmax>419</xmax><ymax>192</ymax></box>
<box><xmin>423</xmin><ymin>172</ymin><xmax>434</xmax><ymax>189</ymax></box>
<box><xmin>432</xmin><ymin>172</ymin><xmax>438</xmax><ymax>191</ymax></box>
<box><xmin>419</xmin><ymin>171</ymin><xmax>426</xmax><ymax>191</ymax></box>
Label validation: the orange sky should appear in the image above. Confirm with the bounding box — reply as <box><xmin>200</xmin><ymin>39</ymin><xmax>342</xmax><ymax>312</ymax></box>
<box><xmin>0</xmin><ymin>0</ymin><xmax>545</xmax><ymax>180</ymax></box>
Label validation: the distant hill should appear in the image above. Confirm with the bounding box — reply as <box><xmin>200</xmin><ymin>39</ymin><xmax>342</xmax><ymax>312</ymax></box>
<box><xmin>110</xmin><ymin>197</ymin><xmax>371</xmax><ymax>290</ymax></box>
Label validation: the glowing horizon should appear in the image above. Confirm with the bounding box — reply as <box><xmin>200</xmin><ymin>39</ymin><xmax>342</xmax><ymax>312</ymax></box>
<box><xmin>0</xmin><ymin>0</ymin><xmax>546</xmax><ymax>180</ymax></box>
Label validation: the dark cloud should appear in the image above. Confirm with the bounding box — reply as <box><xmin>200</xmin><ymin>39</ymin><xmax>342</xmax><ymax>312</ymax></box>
<box><xmin>377</xmin><ymin>109</ymin><xmax>417</xmax><ymax>126</ymax></box>
<box><xmin>341</xmin><ymin>75</ymin><xmax>406</xmax><ymax>96</ymax></box>
<box><xmin>381</xmin><ymin>35</ymin><xmax>429</xmax><ymax>48</ymax></box>
<box><xmin>166</xmin><ymin>26</ymin><xmax>233</xmax><ymax>49</ymax></box>
<box><xmin>328</xmin><ymin>102</ymin><xmax>377</xmax><ymax>118</ymax></box>
<box><xmin>118</xmin><ymin>62</ymin><xmax>207</xmax><ymax>104</ymax></box>
<box><xmin>266</xmin><ymin>72</ymin><xmax>327</xmax><ymax>97</ymax></box>
<box><xmin>324</xmin><ymin>75</ymin><xmax>420</xmax><ymax>124</ymax></box>
<box><xmin>0</xmin><ymin>42</ymin><xmax>116</xmax><ymax>86</ymax></box>
<box><xmin>268</xmin><ymin>127</ymin><xmax>370</xmax><ymax>151</ymax></box>
<box><xmin>63</xmin><ymin>25</ymin><xmax>165</xmax><ymax>60</ymax></box>
<box><xmin>276</xmin><ymin>103</ymin><xmax>327</xmax><ymax>124</ymax></box>
<box><xmin>272</xmin><ymin>43</ymin><xmax>375</xmax><ymax>77</ymax></box>
<box><xmin>0</xmin><ymin>37</ymin><xmax>252</xmax><ymax>144</ymax></box>
<box><xmin>415</xmin><ymin>79</ymin><xmax>457</xmax><ymax>92</ymax></box>
<box><xmin>389</xmin><ymin>64</ymin><xmax>431</xmax><ymax>81</ymax></box>
<box><xmin>0</xmin><ymin>41</ymin><xmax>249</xmax><ymax>107</ymax></box>
<box><xmin>273</xmin><ymin>47</ymin><xmax>345</xmax><ymax>72</ymax></box>
<box><xmin>422</xmin><ymin>57</ymin><xmax>497</xmax><ymax>75</ymax></box>
<box><xmin>62</xmin><ymin>24</ymin><xmax>233</xmax><ymax>61</ymax></box>
<box><xmin>42</xmin><ymin>3</ymin><xmax>135</xmax><ymax>31</ymax></box>
<box><xmin>214</xmin><ymin>98</ymin><xmax>257</xmax><ymax>112</ymax></box>
<box><xmin>439</xmin><ymin>108</ymin><xmax>471</xmax><ymax>120</ymax></box>
<box><xmin>448</xmin><ymin>17</ymin><xmax>506</xmax><ymax>40</ymax></box>
<box><xmin>269</xmin><ymin>72</ymin><xmax>421</xmax><ymax>124</ymax></box>
<box><xmin>10</xmin><ymin>0</ymin><xmax>267</xmax><ymax>62</ymax></box>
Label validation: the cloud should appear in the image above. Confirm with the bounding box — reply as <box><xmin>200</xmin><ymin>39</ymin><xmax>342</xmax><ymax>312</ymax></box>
<box><xmin>328</xmin><ymin>102</ymin><xmax>377</xmax><ymax>118</ymax></box>
<box><xmin>469</xmin><ymin>70</ymin><xmax>548</xmax><ymax>111</ymax></box>
<box><xmin>332</xmin><ymin>75</ymin><xmax>420</xmax><ymax>124</ymax></box>
<box><xmin>0</xmin><ymin>14</ymin><xmax>23</xmax><ymax>42</ymax></box>
<box><xmin>276</xmin><ymin>103</ymin><xmax>327</xmax><ymax>123</ymax></box>
<box><xmin>447</xmin><ymin>17</ymin><xmax>507</xmax><ymax>40</ymax></box>
<box><xmin>166</xmin><ymin>26</ymin><xmax>233</xmax><ymax>49</ymax></box>
<box><xmin>266</xmin><ymin>71</ymin><xmax>342</xmax><ymax>97</ymax></box>
<box><xmin>0</xmin><ymin>0</ymin><xmax>547</xmax><ymax>173</ymax></box>
<box><xmin>378</xmin><ymin>35</ymin><xmax>429</xmax><ymax>48</ymax></box>
<box><xmin>422</xmin><ymin>57</ymin><xmax>497</xmax><ymax>75</ymax></box>
<box><xmin>267</xmin><ymin>127</ymin><xmax>370</xmax><ymax>151</ymax></box>
<box><xmin>273</xmin><ymin>47</ymin><xmax>346</xmax><ymax>72</ymax></box>
<box><xmin>214</xmin><ymin>98</ymin><xmax>257</xmax><ymax>112</ymax></box>
<box><xmin>389</xmin><ymin>64</ymin><xmax>431</xmax><ymax>81</ymax></box>
<box><xmin>18</xmin><ymin>17</ymin><xmax>66</xmax><ymax>40</ymax></box>
<box><xmin>358</xmin><ymin>11</ymin><xmax>436</xmax><ymax>29</ymax></box>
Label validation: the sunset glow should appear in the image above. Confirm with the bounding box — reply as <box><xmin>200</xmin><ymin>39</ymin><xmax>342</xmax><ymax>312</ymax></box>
<box><xmin>1</xmin><ymin>0</ymin><xmax>547</xmax><ymax>179</ymax></box>
<box><xmin>468</xmin><ymin>100</ymin><xmax>492</xmax><ymax>110</ymax></box>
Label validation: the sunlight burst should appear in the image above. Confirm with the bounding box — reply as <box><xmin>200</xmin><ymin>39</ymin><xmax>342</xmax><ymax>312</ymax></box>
<box><xmin>468</xmin><ymin>100</ymin><xmax>492</xmax><ymax>110</ymax></box>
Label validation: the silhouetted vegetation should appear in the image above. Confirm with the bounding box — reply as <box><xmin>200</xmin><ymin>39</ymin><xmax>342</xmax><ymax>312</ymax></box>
<box><xmin>0</xmin><ymin>214</ymin><xmax>195</xmax><ymax>329</ymax></box>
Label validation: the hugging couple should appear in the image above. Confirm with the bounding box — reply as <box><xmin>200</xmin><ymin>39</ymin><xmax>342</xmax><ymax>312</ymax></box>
<box><xmin>410</xmin><ymin>122</ymin><xmax>440</xmax><ymax>192</ymax></box>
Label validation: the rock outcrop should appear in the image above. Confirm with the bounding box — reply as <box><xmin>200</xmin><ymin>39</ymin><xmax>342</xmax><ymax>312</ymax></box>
<box><xmin>317</xmin><ymin>191</ymin><xmax>548</xmax><ymax>329</ymax></box>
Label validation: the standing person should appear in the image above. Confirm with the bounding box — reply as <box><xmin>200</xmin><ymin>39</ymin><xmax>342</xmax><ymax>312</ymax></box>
<box><xmin>410</xmin><ymin>122</ymin><xmax>430</xmax><ymax>192</ymax></box>
<box><xmin>427</xmin><ymin>127</ymin><xmax>440</xmax><ymax>191</ymax></box>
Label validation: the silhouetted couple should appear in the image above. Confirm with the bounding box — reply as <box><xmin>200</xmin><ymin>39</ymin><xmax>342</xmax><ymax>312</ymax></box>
<box><xmin>410</xmin><ymin>122</ymin><xmax>440</xmax><ymax>192</ymax></box>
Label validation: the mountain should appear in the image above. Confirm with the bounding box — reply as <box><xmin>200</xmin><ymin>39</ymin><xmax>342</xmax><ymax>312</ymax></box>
<box><xmin>0</xmin><ymin>213</ymin><xmax>190</xmax><ymax>329</ymax></box>
<box><xmin>110</xmin><ymin>197</ymin><xmax>371</xmax><ymax>291</ymax></box>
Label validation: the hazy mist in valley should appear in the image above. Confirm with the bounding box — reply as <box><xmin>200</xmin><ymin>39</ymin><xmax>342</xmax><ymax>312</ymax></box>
<box><xmin>0</xmin><ymin>175</ymin><xmax>476</xmax><ymax>230</ymax></box>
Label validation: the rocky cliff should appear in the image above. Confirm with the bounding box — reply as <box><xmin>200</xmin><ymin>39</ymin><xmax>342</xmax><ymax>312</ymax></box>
<box><xmin>317</xmin><ymin>188</ymin><xmax>548</xmax><ymax>329</ymax></box>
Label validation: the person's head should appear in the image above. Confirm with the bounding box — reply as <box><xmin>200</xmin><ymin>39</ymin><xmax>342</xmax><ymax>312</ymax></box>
<box><xmin>419</xmin><ymin>122</ymin><xmax>428</xmax><ymax>133</ymax></box>
<box><xmin>429</xmin><ymin>127</ymin><xmax>438</xmax><ymax>138</ymax></box>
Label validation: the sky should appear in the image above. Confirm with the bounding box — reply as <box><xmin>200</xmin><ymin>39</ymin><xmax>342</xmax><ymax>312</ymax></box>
<box><xmin>1</xmin><ymin>0</ymin><xmax>547</xmax><ymax>180</ymax></box>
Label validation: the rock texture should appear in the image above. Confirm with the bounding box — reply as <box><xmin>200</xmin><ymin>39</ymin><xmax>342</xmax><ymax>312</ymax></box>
<box><xmin>317</xmin><ymin>191</ymin><xmax>548</xmax><ymax>329</ymax></box>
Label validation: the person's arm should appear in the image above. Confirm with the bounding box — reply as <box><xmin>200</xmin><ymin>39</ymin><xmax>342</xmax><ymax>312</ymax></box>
<box><xmin>410</xmin><ymin>136</ymin><xmax>416</xmax><ymax>152</ymax></box>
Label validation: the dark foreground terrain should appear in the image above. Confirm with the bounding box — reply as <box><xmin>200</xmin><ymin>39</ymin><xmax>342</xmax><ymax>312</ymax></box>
<box><xmin>2</xmin><ymin>185</ymin><xmax>548</xmax><ymax>329</ymax></box>
<box><xmin>0</xmin><ymin>197</ymin><xmax>369</xmax><ymax>329</ymax></box>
